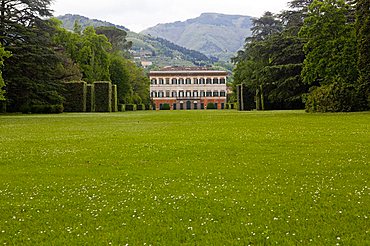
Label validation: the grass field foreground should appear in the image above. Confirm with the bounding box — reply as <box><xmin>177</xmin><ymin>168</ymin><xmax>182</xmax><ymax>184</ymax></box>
<box><xmin>0</xmin><ymin>110</ymin><xmax>369</xmax><ymax>245</ymax></box>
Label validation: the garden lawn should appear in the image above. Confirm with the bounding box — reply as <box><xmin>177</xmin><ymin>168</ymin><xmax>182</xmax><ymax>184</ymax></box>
<box><xmin>0</xmin><ymin>110</ymin><xmax>369</xmax><ymax>245</ymax></box>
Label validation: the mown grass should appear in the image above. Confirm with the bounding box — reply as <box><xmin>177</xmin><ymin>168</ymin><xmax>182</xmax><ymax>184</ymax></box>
<box><xmin>0</xmin><ymin>110</ymin><xmax>369</xmax><ymax>245</ymax></box>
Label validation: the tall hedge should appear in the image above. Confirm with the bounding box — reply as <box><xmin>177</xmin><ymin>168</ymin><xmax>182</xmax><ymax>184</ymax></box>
<box><xmin>94</xmin><ymin>81</ymin><xmax>112</xmax><ymax>112</ymax></box>
<box><xmin>63</xmin><ymin>81</ymin><xmax>87</xmax><ymax>112</ymax></box>
<box><xmin>86</xmin><ymin>84</ymin><xmax>95</xmax><ymax>112</ymax></box>
<box><xmin>111</xmin><ymin>84</ymin><xmax>118</xmax><ymax>112</ymax></box>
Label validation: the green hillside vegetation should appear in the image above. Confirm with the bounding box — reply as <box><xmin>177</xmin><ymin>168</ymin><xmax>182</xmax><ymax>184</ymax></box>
<box><xmin>57</xmin><ymin>14</ymin><xmax>213</xmax><ymax>68</ymax></box>
<box><xmin>142</xmin><ymin>13</ymin><xmax>253</xmax><ymax>61</ymax></box>
<box><xmin>127</xmin><ymin>32</ymin><xmax>214</xmax><ymax>68</ymax></box>
<box><xmin>58</xmin><ymin>14</ymin><xmax>129</xmax><ymax>31</ymax></box>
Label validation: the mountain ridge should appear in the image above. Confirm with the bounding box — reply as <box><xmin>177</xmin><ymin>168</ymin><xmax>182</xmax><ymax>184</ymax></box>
<box><xmin>141</xmin><ymin>13</ymin><xmax>253</xmax><ymax>61</ymax></box>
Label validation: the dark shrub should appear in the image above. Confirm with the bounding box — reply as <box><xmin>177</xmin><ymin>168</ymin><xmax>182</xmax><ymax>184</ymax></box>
<box><xmin>125</xmin><ymin>104</ymin><xmax>137</xmax><ymax>111</ymax></box>
<box><xmin>207</xmin><ymin>102</ymin><xmax>216</xmax><ymax>109</ymax></box>
<box><xmin>0</xmin><ymin>101</ymin><xmax>6</xmax><ymax>113</ymax></box>
<box><xmin>305</xmin><ymin>82</ymin><xmax>362</xmax><ymax>112</ymax></box>
<box><xmin>29</xmin><ymin>104</ymin><xmax>64</xmax><ymax>114</ymax></box>
<box><xmin>137</xmin><ymin>104</ymin><xmax>145</xmax><ymax>111</ymax></box>
<box><xmin>161</xmin><ymin>103</ymin><xmax>170</xmax><ymax>110</ymax></box>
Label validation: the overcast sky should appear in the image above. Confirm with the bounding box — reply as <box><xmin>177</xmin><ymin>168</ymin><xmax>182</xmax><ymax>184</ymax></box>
<box><xmin>51</xmin><ymin>0</ymin><xmax>290</xmax><ymax>32</ymax></box>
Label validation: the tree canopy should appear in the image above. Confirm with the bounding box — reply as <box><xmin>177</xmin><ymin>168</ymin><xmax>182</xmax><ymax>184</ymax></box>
<box><xmin>233</xmin><ymin>0</ymin><xmax>369</xmax><ymax>112</ymax></box>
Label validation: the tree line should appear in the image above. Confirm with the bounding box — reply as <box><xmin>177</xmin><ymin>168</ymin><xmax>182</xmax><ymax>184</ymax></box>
<box><xmin>233</xmin><ymin>0</ymin><xmax>369</xmax><ymax>112</ymax></box>
<box><xmin>0</xmin><ymin>0</ymin><xmax>150</xmax><ymax>113</ymax></box>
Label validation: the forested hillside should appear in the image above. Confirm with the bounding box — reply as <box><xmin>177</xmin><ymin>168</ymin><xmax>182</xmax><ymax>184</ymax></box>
<box><xmin>58</xmin><ymin>14</ymin><xmax>130</xmax><ymax>31</ymax></box>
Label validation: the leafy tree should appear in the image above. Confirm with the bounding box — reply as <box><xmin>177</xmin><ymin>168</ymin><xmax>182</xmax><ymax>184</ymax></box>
<box><xmin>250</xmin><ymin>11</ymin><xmax>283</xmax><ymax>42</ymax></box>
<box><xmin>0</xmin><ymin>1</ymin><xmax>75</xmax><ymax>112</ymax></box>
<box><xmin>356</xmin><ymin>0</ymin><xmax>370</xmax><ymax>108</ymax></box>
<box><xmin>73</xmin><ymin>20</ymin><xmax>82</xmax><ymax>34</ymax></box>
<box><xmin>280</xmin><ymin>0</ymin><xmax>314</xmax><ymax>35</ymax></box>
<box><xmin>109</xmin><ymin>54</ymin><xmax>132</xmax><ymax>103</ymax></box>
<box><xmin>233</xmin><ymin>12</ymin><xmax>288</xmax><ymax>110</ymax></box>
<box><xmin>3</xmin><ymin>19</ymin><xmax>69</xmax><ymax>111</ymax></box>
<box><xmin>0</xmin><ymin>0</ymin><xmax>53</xmax><ymax>47</ymax></box>
<box><xmin>95</xmin><ymin>26</ymin><xmax>132</xmax><ymax>53</ymax></box>
<box><xmin>262</xmin><ymin>34</ymin><xmax>308</xmax><ymax>109</ymax></box>
<box><xmin>0</xmin><ymin>44</ymin><xmax>11</xmax><ymax>100</ymax></box>
<box><xmin>55</xmin><ymin>24</ymin><xmax>111</xmax><ymax>83</ymax></box>
<box><xmin>299</xmin><ymin>0</ymin><xmax>358</xmax><ymax>86</ymax></box>
<box><xmin>79</xmin><ymin>27</ymin><xmax>111</xmax><ymax>82</ymax></box>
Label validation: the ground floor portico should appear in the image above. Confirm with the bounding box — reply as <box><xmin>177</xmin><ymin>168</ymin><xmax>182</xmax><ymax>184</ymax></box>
<box><xmin>153</xmin><ymin>98</ymin><xmax>227</xmax><ymax>110</ymax></box>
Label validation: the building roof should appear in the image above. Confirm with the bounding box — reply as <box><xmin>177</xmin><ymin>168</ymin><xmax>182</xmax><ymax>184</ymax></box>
<box><xmin>149</xmin><ymin>66</ymin><xmax>228</xmax><ymax>77</ymax></box>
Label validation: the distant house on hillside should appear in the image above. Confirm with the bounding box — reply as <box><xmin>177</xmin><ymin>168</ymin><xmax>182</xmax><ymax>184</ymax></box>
<box><xmin>149</xmin><ymin>67</ymin><xmax>228</xmax><ymax>110</ymax></box>
<box><xmin>141</xmin><ymin>61</ymin><xmax>153</xmax><ymax>68</ymax></box>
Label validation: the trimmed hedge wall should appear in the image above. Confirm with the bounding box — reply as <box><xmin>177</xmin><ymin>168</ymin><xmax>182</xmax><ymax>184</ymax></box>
<box><xmin>137</xmin><ymin>104</ymin><xmax>145</xmax><ymax>111</ymax></box>
<box><xmin>125</xmin><ymin>104</ymin><xmax>137</xmax><ymax>111</ymax></box>
<box><xmin>94</xmin><ymin>81</ymin><xmax>112</xmax><ymax>112</ymax></box>
<box><xmin>111</xmin><ymin>85</ymin><xmax>118</xmax><ymax>112</ymax></box>
<box><xmin>63</xmin><ymin>81</ymin><xmax>87</xmax><ymax>112</ymax></box>
<box><xmin>21</xmin><ymin>104</ymin><xmax>64</xmax><ymax>114</ymax></box>
<box><xmin>86</xmin><ymin>84</ymin><xmax>94</xmax><ymax>112</ymax></box>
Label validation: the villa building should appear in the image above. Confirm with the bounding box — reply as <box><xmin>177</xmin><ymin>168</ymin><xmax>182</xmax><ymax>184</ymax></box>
<box><xmin>149</xmin><ymin>67</ymin><xmax>228</xmax><ymax>110</ymax></box>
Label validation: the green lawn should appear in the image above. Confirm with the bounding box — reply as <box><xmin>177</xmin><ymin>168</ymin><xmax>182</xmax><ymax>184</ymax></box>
<box><xmin>0</xmin><ymin>110</ymin><xmax>369</xmax><ymax>245</ymax></box>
